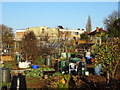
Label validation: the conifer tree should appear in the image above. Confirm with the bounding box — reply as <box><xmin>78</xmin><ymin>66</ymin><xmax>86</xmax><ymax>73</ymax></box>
<box><xmin>86</xmin><ymin>16</ymin><xmax>92</xmax><ymax>33</ymax></box>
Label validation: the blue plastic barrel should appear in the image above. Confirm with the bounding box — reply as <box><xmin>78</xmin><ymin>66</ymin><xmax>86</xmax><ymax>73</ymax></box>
<box><xmin>86</xmin><ymin>57</ymin><xmax>92</xmax><ymax>59</ymax></box>
<box><xmin>94</xmin><ymin>64</ymin><xmax>102</xmax><ymax>75</ymax></box>
<box><xmin>85</xmin><ymin>57</ymin><xmax>92</xmax><ymax>64</ymax></box>
<box><xmin>32</xmin><ymin>65</ymin><xmax>39</xmax><ymax>69</ymax></box>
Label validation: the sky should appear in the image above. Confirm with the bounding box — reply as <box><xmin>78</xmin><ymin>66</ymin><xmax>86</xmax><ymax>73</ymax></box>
<box><xmin>1</xmin><ymin>1</ymin><xmax>119</xmax><ymax>32</ymax></box>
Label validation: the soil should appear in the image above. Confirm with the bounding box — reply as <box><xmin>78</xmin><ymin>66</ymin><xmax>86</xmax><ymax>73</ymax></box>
<box><xmin>25</xmin><ymin>65</ymin><xmax>120</xmax><ymax>89</ymax></box>
<box><xmin>26</xmin><ymin>77</ymin><xmax>51</xmax><ymax>88</ymax></box>
<box><xmin>26</xmin><ymin>75</ymin><xmax>63</xmax><ymax>89</ymax></box>
<box><xmin>10</xmin><ymin>63</ymin><xmax>120</xmax><ymax>89</ymax></box>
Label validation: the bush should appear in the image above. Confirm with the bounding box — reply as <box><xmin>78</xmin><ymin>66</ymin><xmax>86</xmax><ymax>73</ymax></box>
<box><xmin>25</xmin><ymin>67</ymin><xmax>55</xmax><ymax>78</ymax></box>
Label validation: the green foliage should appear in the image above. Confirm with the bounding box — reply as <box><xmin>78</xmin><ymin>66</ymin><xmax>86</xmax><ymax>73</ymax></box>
<box><xmin>33</xmin><ymin>56</ymin><xmax>44</xmax><ymax>65</ymax></box>
<box><xmin>80</xmin><ymin>33</ymin><xmax>89</xmax><ymax>40</ymax></box>
<box><xmin>95</xmin><ymin>37</ymin><xmax>120</xmax><ymax>79</ymax></box>
<box><xmin>107</xmin><ymin>18</ymin><xmax>120</xmax><ymax>38</ymax></box>
<box><xmin>58</xmin><ymin>74</ymin><xmax>71</xmax><ymax>88</ymax></box>
<box><xmin>53</xmin><ymin>72</ymin><xmax>63</xmax><ymax>76</ymax></box>
<box><xmin>2</xmin><ymin>83</ymin><xmax>11</xmax><ymax>88</ymax></box>
<box><xmin>63</xmin><ymin>74</ymin><xmax>71</xmax><ymax>81</ymax></box>
<box><xmin>4</xmin><ymin>62</ymin><xmax>18</xmax><ymax>69</ymax></box>
<box><xmin>25</xmin><ymin>67</ymin><xmax>55</xmax><ymax>78</ymax></box>
<box><xmin>60</xmin><ymin>58</ymin><xmax>66</xmax><ymax>61</ymax></box>
<box><xmin>58</xmin><ymin>82</ymin><xmax>64</xmax><ymax>88</ymax></box>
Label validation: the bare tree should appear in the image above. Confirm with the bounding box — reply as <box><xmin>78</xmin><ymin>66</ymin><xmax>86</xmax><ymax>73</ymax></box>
<box><xmin>20</xmin><ymin>31</ymin><xmax>39</xmax><ymax>61</ymax></box>
<box><xmin>104</xmin><ymin>10</ymin><xmax>119</xmax><ymax>37</ymax></box>
<box><xmin>0</xmin><ymin>25</ymin><xmax>14</xmax><ymax>55</ymax></box>
<box><xmin>104</xmin><ymin>10</ymin><xmax>118</xmax><ymax>29</ymax></box>
<box><xmin>37</xmin><ymin>33</ymin><xmax>56</xmax><ymax>56</ymax></box>
<box><xmin>57</xmin><ymin>28</ymin><xmax>71</xmax><ymax>52</ymax></box>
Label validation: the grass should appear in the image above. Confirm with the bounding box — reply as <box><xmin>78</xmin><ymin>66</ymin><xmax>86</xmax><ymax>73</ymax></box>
<box><xmin>4</xmin><ymin>61</ymin><xmax>18</xmax><ymax>69</ymax></box>
<box><xmin>2</xmin><ymin>82</ymin><xmax>11</xmax><ymax>88</ymax></box>
<box><xmin>26</xmin><ymin>77</ymin><xmax>41</xmax><ymax>83</ymax></box>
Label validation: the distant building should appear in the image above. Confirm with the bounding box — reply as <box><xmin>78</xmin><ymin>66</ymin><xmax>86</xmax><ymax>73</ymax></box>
<box><xmin>15</xmin><ymin>26</ymin><xmax>59</xmax><ymax>40</ymax></box>
<box><xmin>88</xmin><ymin>27</ymin><xmax>106</xmax><ymax>44</ymax></box>
<box><xmin>27</xmin><ymin>26</ymin><xmax>47</xmax><ymax>36</ymax></box>
<box><xmin>14</xmin><ymin>26</ymin><xmax>85</xmax><ymax>53</ymax></box>
<box><xmin>15</xmin><ymin>29</ymin><xmax>27</xmax><ymax>41</ymax></box>
<box><xmin>59</xmin><ymin>28</ymin><xmax>85</xmax><ymax>40</ymax></box>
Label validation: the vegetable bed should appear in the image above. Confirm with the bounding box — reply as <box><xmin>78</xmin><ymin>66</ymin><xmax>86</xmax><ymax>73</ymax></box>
<box><xmin>24</xmin><ymin>67</ymin><xmax>55</xmax><ymax>78</ymax></box>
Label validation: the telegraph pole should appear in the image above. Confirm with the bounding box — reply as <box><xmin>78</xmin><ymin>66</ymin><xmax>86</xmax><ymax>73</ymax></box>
<box><xmin>118</xmin><ymin>1</ymin><xmax>120</xmax><ymax>18</ymax></box>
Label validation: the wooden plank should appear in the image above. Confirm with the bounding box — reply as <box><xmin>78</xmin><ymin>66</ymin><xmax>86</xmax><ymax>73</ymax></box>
<box><xmin>1</xmin><ymin>56</ymin><xmax>14</xmax><ymax>61</ymax></box>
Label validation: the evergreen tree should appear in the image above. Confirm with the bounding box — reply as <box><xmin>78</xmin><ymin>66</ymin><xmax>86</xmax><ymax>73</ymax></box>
<box><xmin>86</xmin><ymin>16</ymin><xmax>92</xmax><ymax>33</ymax></box>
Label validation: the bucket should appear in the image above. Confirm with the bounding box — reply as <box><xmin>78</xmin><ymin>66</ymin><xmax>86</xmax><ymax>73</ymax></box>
<box><xmin>45</xmin><ymin>56</ymin><xmax>52</xmax><ymax>66</ymax></box>
<box><xmin>85</xmin><ymin>71</ymin><xmax>89</xmax><ymax>76</ymax></box>
<box><xmin>66</xmin><ymin>53</ymin><xmax>71</xmax><ymax>58</ymax></box>
<box><xmin>15</xmin><ymin>54</ymin><xmax>21</xmax><ymax>63</ymax></box>
<box><xmin>61</xmin><ymin>53</ymin><xmax>67</xmax><ymax>58</ymax></box>
<box><xmin>32</xmin><ymin>65</ymin><xmax>39</xmax><ymax>69</ymax></box>
<box><xmin>71</xmin><ymin>53</ymin><xmax>76</xmax><ymax>58</ymax></box>
<box><xmin>60</xmin><ymin>60</ymin><xmax>69</xmax><ymax>72</ymax></box>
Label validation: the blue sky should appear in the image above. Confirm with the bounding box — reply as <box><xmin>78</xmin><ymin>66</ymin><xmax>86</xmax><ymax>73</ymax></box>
<box><xmin>2</xmin><ymin>2</ymin><xmax>118</xmax><ymax>32</ymax></box>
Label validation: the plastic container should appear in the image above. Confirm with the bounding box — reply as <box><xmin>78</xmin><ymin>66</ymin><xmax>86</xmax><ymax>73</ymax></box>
<box><xmin>66</xmin><ymin>53</ymin><xmax>71</xmax><ymax>58</ymax></box>
<box><xmin>86</xmin><ymin>57</ymin><xmax>92</xmax><ymax>59</ymax></box>
<box><xmin>85</xmin><ymin>71</ymin><xmax>89</xmax><ymax>76</ymax></box>
<box><xmin>71</xmin><ymin>58</ymin><xmax>80</xmax><ymax>63</ymax></box>
<box><xmin>71</xmin><ymin>53</ymin><xmax>76</xmax><ymax>58</ymax></box>
<box><xmin>15</xmin><ymin>54</ymin><xmax>21</xmax><ymax>63</ymax></box>
<box><xmin>61</xmin><ymin>53</ymin><xmax>67</xmax><ymax>58</ymax></box>
<box><xmin>10</xmin><ymin>74</ymin><xmax>27</xmax><ymax>90</ymax></box>
<box><xmin>44</xmin><ymin>56</ymin><xmax>52</xmax><ymax>66</ymax></box>
<box><xmin>85</xmin><ymin>57</ymin><xmax>92</xmax><ymax>64</ymax></box>
<box><xmin>60</xmin><ymin>60</ymin><xmax>69</xmax><ymax>72</ymax></box>
<box><xmin>32</xmin><ymin>65</ymin><xmax>39</xmax><ymax>69</ymax></box>
<box><xmin>18</xmin><ymin>62</ymin><xmax>30</xmax><ymax>68</ymax></box>
<box><xmin>2</xmin><ymin>67</ymin><xmax>11</xmax><ymax>83</ymax></box>
<box><xmin>94</xmin><ymin>64</ymin><xmax>102</xmax><ymax>75</ymax></box>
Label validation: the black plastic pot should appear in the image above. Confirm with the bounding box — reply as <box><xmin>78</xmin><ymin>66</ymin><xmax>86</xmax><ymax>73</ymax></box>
<box><xmin>10</xmin><ymin>74</ymin><xmax>27</xmax><ymax>90</ymax></box>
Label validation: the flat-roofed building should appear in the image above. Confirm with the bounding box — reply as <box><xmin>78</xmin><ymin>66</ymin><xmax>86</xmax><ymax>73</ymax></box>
<box><xmin>27</xmin><ymin>26</ymin><xmax>47</xmax><ymax>36</ymax></box>
<box><xmin>15</xmin><ymin>29</ymin><xmax>27</xmax><ymax>41</ymax></box>
<box><xmin>59</xmin><ymin>29</ymin><xmax>85</xmax><ymax>39</ymax></box>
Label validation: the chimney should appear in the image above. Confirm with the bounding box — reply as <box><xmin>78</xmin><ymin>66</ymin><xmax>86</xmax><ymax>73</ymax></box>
<box><xmin>99</xmin><ymin>27</ymin><xmax>103</xmax><ymax>30</ymax></box>
<box><xmin>96</xmin><ymin>27</ymin><xmax>99</xmax><ymax>32</ymax></box>
<box><xmin>82</xmin><ymin>29</ymin><xmax>84</xmax><ymax>31</ymax></box>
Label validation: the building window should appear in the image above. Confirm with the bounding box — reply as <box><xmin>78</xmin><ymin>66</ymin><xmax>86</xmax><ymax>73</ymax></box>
<box><xmin>75</xmin><ymin>32</ymin><xmax>79</xmax><ymax>35</ymax></box>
